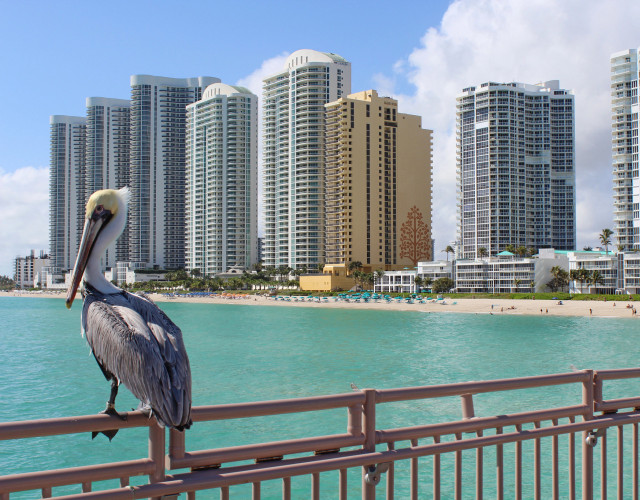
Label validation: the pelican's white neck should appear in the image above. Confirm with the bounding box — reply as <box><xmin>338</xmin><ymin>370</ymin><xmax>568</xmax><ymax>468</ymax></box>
<box><xmin>84</xmin><ymin>188</ymin><xmax>128</xmax><ymax>295</ymax></box>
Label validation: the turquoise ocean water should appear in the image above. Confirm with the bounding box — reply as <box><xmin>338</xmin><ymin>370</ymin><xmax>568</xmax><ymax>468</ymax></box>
<box><xmin>1</xmin><ymin>297</ymin><xmax>639</xmax><ymax>498</ymax></box>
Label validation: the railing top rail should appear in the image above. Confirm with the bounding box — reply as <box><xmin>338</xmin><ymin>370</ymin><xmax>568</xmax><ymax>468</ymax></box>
<box><xmin>594</xmin><ymin>367</ymin><xmax>640</xmax><ymax>380</ymax></box>
<box><xmin>375</xmin><ymin>403</ymin><xmax>587</xmax><ymax>443</ymax></box>
<box><xmin>374</xmin><ymin>371</ymin><xmax>591</xmax><ymax>403</ymax></box>
<box><xmin>192</xmin><ymin>392</ymin><xmax>364</xmax><ymax>421</ymax></box>
<box><xmin>0</xmin><ymin>393</ymin><xmax>365</xmax><ymax>442</ymax></box>
<box><xmin>0</xmin><ymin>411</ymin><xmax>152</xmax><ymax>441</ymax></box>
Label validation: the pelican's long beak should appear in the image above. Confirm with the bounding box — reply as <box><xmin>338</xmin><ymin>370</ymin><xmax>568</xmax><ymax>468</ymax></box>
<box><xmin>65</xmin><ymin>212</ymin><xmax>109</xmax><ymax>309</ymax></box>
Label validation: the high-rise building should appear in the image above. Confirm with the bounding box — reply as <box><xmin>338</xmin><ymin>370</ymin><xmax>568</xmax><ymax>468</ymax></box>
<box><xmin>456</xmin><ymin>81</ymin><xmax>576</xmax><ymax>259</ymax></box>
<box><xmin>49</xmin><ymin>115</ymin><xmax>87</xmax><ymax>271</ymax></box>
<box><xmin>263</xmin><ymin>49</ymin><xmax>351</xmax><ymax>270</ymax></box>
<box><xmin>325</xmin><ymin>90</ymin><xmax>433</xmax><ymax>269</ymax></box>
<box><xmin>129</xmin><ymin>75</ymin><xmax>220</xmax><ymax>270</ymax></box>
<box><xmin>85</xmin><ymin>97</ymin><xmax>131</xmax><ymax>268</ymax></box>
<box><xmin>185</xmin><ymin>83</ymin><xmax>258</xmax><ymax>275</ymax></box>
<box><xmin>611</xmin><ymin>49</ymin><xmax>639</xmax><ymax>250</ymax></box>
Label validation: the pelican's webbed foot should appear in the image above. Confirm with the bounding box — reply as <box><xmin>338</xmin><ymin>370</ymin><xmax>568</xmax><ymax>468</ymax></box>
<box><xmin>92</xmin><ymin>403</ymin><xmax>127</xmax><ymax>441</ymax></box>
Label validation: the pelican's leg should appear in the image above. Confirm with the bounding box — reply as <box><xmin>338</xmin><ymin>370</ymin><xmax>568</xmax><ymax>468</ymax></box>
<box><xmin>92</xmin><ymin>380</ymin><xmax>126</xmax><ymax>441</ymax></box>
<box><xmin>104</xmin><ymin>379</ymin><xmax>120</xmax><ymax>413</ymax></box>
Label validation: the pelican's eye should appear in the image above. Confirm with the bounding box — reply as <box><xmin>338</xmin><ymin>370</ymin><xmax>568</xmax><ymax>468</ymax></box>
<box><xmin>95</xmin><ymin>205</ymin><xmax>104</xmax><ymax>214</ymax></box>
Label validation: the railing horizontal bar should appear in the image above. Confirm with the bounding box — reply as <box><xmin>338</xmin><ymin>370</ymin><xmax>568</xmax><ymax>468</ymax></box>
<box><xmin>0</xmin><ymin>458</ymin><xmax>154</xmax><ymax>493</ymax></box>
<box><xmin>52</xmin><ymin>411</ymin><xmax>640</xmax><ymax>499</ymax></box>
<box><xmin>376</xmin><ymin>405</ymin><xmax>586</xmax><ymax>443</ymax></box>
<box><xmin>192</xmin><ymin>393</ymin><xmax>365</xmax><ymax>421</ymax></box>
<box><xmin>169</xmin><ymin>433</ymin><xmax>364</xmax><ymax>469</ymax></box>
<box><xmin>596</xmin><ymin>397</ymin><xmax>640</xmax><ymax>412</ymax></box>
<box><xmin>595</xmin><ymin>368</ymin><xmax>640</xmax><ymax>380</ymax></box>
<box><xmin>376</xmin><ymin>372</ymin><xmax>590</xmax><ymax>402</ymax></box>
<box><xmin>0</xmin><ymin>411</ymin><xmax>152</xmax><ymax>440</ymax></box>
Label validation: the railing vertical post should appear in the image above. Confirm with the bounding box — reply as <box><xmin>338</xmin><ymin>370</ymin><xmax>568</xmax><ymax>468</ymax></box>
<box><xmin>348</xmin><ymin>403</ymin><xmax>363</xmax><ymax>437</ymax></box>
<box><xmin>149</xmin><ymin>421</ymin><xmax>165</xmax><ymax>500</ymax></box>
<box><xmin>362</xmin><ymin>388</ymin><xmax>376</xmax><ymax>500</ymax></box>
<box><xmin>582</xmin><ymin>369</ymin><xmax>595</xmax><ymax>500</ymax></box>
<box><xmin>387</xmin><ymin>441</ymin><xmax>395</xmax><ymax>500</ymax></box>
<box><xmin>169</xmin><ymin>428</ymin><xmax>185</xmax><ymax>461</ymax></box>
<box><xmin>634</xmin><ymin>423</ymin><xmax>638</xmax><ymax>500</ymax></box>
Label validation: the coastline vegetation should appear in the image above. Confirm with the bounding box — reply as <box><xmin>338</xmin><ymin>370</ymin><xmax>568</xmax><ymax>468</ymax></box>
<box><xmin>0</xmin><ymin>275</ymin><xmax>15</xmax><ymax>291</ymax></box>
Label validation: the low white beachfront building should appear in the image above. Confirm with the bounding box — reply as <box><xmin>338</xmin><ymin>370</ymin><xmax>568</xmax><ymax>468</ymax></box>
<box><xmin>619</xmin><ymin>253</ymin><xmax>640</xmax><ymax>294</ymax></box>
<box><xmin>455</xmin><ymin>249</ymin><xmax>568</xmax><ymax>293</ymax></box>
<box><xmin>373</xmin><ymin>250</ymin><xmax>640</xmax><ymax>295</ymax></box>
<box><xmin>375</xmin><ymin>261</ymin><xmax>453</xmax><ymax>294</ymax></box>
<box><xmin>567</xmin><ymin>251</ymin><xmax>618</xmax><ymax>294</ymax></box>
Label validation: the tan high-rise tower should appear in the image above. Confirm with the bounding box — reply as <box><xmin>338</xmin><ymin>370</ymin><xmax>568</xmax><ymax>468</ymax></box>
<box><xmin>324</xmin><ymin>90</ymin><xmax>433</xmax><ymax>271</ymax></box>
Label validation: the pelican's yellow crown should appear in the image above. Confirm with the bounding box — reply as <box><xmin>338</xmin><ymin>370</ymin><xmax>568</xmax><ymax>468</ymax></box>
<box><xmin>86</xmin><ymin>189</ymin><xmax>120</xmax><ymax>218</ymax></box>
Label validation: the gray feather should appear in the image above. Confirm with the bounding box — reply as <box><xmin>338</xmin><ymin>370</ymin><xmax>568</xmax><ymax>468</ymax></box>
<box><xmin>82</xmin><ymin>286</ymin><xmax>192</xmax><ymax>429</ymax></box>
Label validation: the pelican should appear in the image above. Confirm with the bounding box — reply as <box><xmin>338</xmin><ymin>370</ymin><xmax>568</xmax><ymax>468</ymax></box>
<box><xmin>66</xmin><ymin>187</ymin><xmax>192</xmax><ymax>440</ymax></box>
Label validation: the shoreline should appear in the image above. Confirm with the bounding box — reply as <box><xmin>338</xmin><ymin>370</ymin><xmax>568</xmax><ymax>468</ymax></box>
<box><xmin>3</xmin><ymin>290</ymin><xmax>638</xmax><ymax>319</ymax></box>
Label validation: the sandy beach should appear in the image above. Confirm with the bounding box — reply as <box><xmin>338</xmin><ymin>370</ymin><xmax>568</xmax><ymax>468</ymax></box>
<box><xmin>3</xmin><ymin>289</ymin><xmax>638</xmax><ymax>319</ymax></box>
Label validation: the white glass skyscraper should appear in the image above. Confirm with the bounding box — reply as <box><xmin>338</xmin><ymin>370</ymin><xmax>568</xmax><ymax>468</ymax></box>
<box><xmin>129</xmin><ymin>75</ymin><xmax>220</xmax><ymax>270</ymax></box>
<box><xmin>49</xmin><ymin>115</ymin><xmax>87</xmax><ymax>271</ymax></box>
<box><xmin>185</xmin><ymin>83</ymin><xmax>258</xmax><ymax>275</ymax></box>
<box><xmin>86</xmin><ymin>97</ymin><xmax>130</xmax><ymax>268</ymax></box>
<box><xmin>456</xmin><ymin>81</ymin><xmax>576</xmax><ymax>259</ymax></box>
<box><xmin>262</xmin><ymin>49</ymin><xmax>351</xmax><ymax>269</ymax></box>
<box><xmin>611</xmin><ymin>49</ymin><xmax>639</xmax><ymax>250</ymax></box>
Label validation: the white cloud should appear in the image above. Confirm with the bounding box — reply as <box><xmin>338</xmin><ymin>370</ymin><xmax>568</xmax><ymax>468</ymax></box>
<box><xmin>0</xmin><ymin>166</ymin><xmax>49</xmax><ymax>276</ymax></box>
<box><xmin>383</xmin><ymin>0</ymin><xmax>640</xmax><ymax>250</ymax></box>
<box><xmin>236</xmin><ymin>52</ymin><xmax>290</xmax><ymax>238</ymax></box>
<box><xmin>236</xmin><ymin>52</ymin><xmax>290</xmax><ymax>97</ymax></box>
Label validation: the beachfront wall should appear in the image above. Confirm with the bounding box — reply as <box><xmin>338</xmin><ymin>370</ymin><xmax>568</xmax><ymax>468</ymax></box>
<box><xmin>300</xmin><ymin>273</ymin><xmax>356</xmax><ymax>292</ymax></box>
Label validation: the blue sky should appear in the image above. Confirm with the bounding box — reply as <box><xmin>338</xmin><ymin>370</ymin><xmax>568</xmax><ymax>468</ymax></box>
<box><xmin>1</xmin><ymin>0</ymin><xmax>639</xmax><ymax>276</ymax></box>
<box><xmin>0</xmin><ymin>0</ymin><xmax>450</xmax><ymax>171</ymax></box>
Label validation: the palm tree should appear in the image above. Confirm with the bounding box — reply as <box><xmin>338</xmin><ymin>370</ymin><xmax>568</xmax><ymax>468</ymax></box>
<box><xmin>548</xmin><ymin>266</ymin><xmax>569</xmax><ymax>292</ymax></box>
<box><xmin>516</xmin><ymin>246</ymin><xmax>528</xmax><ymax>258</ymax></box>
<box><xmin>442</xmin><ymin>245</ymin><xmax>455</xmax><ymax>262</ymax></box>
<box><xmin>374</xmin><ymin>269</ymin><xmax>385</xmax><ymax>289</ymax></box>
<box><xmin>513</xmin><ymin>278</ymin><xmax>522</xmax><ymax>292</ymax></box>
<box><xmin>422</xmin><ymin>276</ymin><xmax>433</xmax><ymax>291</ymax></box>
<box><xmin>363</xmin><ymin>273</ymin><xmax>375</xmax><ymax>290</ymax></box>
<box><xmin>348</xmin><ymin>261</ymin><xmax>363</xmax><ymax>274</ymax></box>
<box><xmin>600</xmin><ymin>228</ymin><xmax>614</xmax><ymax>255</ymax></box>
<box><xmin>505</xmin><ymin>244</ymin><xmax>516</xmax><ymax>254</ymax></box>
<box><xmin>352</xmin><ymin>270</ymin><xmax>364</xmax><ymax>289</ymax></box>
<box><xmin>589</xmin><ymin>270</ymin><xmax>604</xmax><ymax>293</ymax></box>
<box><xmin>477</xmin><ymin>247</ymin><xmax>489</xmax><ymax>259</ymax></box>
<box><xmin>414</xmin><ymin>276</ymin><xmax>424</xmax><ymax>292</ymax></box>
<box><xmin>571</xmin><ymin>268</ymin><xmax>591</xmax><ymax>294</ymax></box>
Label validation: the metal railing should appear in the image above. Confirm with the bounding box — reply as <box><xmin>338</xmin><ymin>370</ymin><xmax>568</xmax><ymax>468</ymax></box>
<box><xmin>2</xmin><ymin>368</ymin><xmax>640</xmax><ymax>499</ymax></box>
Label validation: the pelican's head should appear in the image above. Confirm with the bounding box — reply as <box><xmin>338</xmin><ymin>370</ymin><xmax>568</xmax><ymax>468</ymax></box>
<box><xmin>66</xmin><ymin>188</ymin><xmax>127</xmax><ymax>309</ymax></box>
